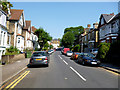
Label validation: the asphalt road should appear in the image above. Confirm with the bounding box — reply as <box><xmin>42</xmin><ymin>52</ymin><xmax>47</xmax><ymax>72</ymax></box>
<box><xmin>4</xmin><ymin>51</ymin><xmax>118</xmax><ymax>88</ymax></box>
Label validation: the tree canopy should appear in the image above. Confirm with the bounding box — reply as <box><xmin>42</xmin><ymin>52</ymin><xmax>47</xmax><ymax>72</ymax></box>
<box><xmin>0</xmin><ymin>1</ymin><xmax>13</xmax><ymax>13</ymax></box>
<box><xmin>35</xmin><ymin>28</ymin><xmax>52</xmax><ymax>50</ymax></box>
<box><xmin>61</xmin><ymin>32</ymin><xmax>75</xmax><ymax>48</ymax></box>
<box><xmin>61</xmin><ymin>26</ymin><xmax>84</xmax><ymax>48</ymax></box>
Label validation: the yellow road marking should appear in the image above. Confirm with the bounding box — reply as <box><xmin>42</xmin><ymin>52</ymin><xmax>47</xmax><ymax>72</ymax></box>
<box><xmin>98</xmin><ymin>67</ymin><xmax>119</xmax><ymax>75</ymax></box>
<box><xmin>5</xmin><ymin>71</ymin><xmax>29</xmax><ymax>89</ymax></box>
<box><xmin>10</xmin><ymin>71</ymin><xmax>30</xmax><ymax>88</ymax></box>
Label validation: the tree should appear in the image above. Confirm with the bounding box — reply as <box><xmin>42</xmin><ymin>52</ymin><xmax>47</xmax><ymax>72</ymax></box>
<box><xmin>61</xmin><ymin>32</ymin><xmax>75</xmax><ymax>48</ymax></box>
<box><xmin>35</xmin><ymin>27</ymin><xmax>52</xmax><ymax>50</ymax></box>
<box><xmin>0</xmin><ymin>1</ymin><xmax>13</xmax><ymax>13</ymax></box>
<box><xmin>64</xmin><ymin>26</ymin><xmax>84</xmax><ymax>45</ymax></box>
<box><xmin>49</xmin><ymin>45</ymin><xmax>53</xmax><ymax>49</ymax></box>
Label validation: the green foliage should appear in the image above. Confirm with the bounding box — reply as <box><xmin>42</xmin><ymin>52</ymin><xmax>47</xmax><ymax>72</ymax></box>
<box><xmin>61</xmin><ymin>32</ymin><xmax>75</xmax><ymax>48</ymax></box>
<box><xmin>49</xmin><ymin>45</ymin><xmax>53</xmax><ymax>49</ymax></box>
<box><xmin>6</xmin><ymin>46</ymin><xmax>19</xmax><ymax>53</ymax></box>
<box><xmin>62</xmin><ymin>26</ymin><xmax>84</xmax><ymax>47</ymax></box>
<box><xmin>64</xmin><ymin>26</ymin><xmax>84</xmax><ymax>35</ymax></box>
<box><xmin>35</xmin><ymin>27</ymin><xmax>52</xmax><ymax>50</ymax></box>
<box><xmin>5</xmin><ymin>52</ymin><xmax>19</xmax><ymax>55</ymax></box>
<box><xmin>1</xmin><ymin>1</ymin><xmax>13</xmax><ymax>12</ymax></box>
<box><xmin>43</xmin><ymin>42</ymin><xmax>49</xmax><ymax>50</ymax></box>
<box><xmin>97</xmin><ymin>43</ymin><xmax>110</xmax><ymax>61</ymax></box>
<box><xmin>72</xmin><ymin>44</ymin><xmax>80</xmax><ymax>52</ymax></box>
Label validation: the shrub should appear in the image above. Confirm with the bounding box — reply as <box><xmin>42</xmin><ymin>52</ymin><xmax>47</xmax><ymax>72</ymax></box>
<box><xmin>72</xmin><ymin>44</ymin><xmax>80</xmax><ymax>52</ymax></box>
<box><xmin>96</xmin><ymin>43</ymin><xmax>110</xmax><ymax>62</ymax></box>
<box><xmin>6</xmin><ymin>46</ymin><xmax>19</xmax><ymax>54</ymax></box>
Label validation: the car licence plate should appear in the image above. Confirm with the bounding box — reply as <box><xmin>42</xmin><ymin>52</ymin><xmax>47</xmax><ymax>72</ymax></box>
<box><xmin>91</xmin><ymin>62</ymin><xmax>97</xmax><ymax>64</ymax></box>
<box><xmin>36</xmin><ymin>59</ymin><xmax>42</xmax><ymax>60</ymax></box>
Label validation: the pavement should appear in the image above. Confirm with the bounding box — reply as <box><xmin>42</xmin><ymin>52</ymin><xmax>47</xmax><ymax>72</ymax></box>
<box><xmin>0</xmin><ymin>58</ymin><xmax>29</xmax><ymax>86</ymax></box>
<box><xmin>100</xmin><ymin>63</ymin><xmax>120</xmax><ymax>74</ymax></box>
<box><xmin>0</xmin><ymin>51</ymin><xmax>118</xmax><ymax>89</ymax></box>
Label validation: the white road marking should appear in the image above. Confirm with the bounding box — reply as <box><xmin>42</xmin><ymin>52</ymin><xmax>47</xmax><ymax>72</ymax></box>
<box><xmin>63</xmin><ymin>60</ymin><xmax>68</xmax><ymax>65</ymax></box>
<box><xmin>70</xmin><ymin>66</ymin><xmax>86</xmax><ymax>81</ymax></box>
<box><xmin>58</xmin><ymin>55</ymin><xmax>62</xmax><ymax>60</ymax></box>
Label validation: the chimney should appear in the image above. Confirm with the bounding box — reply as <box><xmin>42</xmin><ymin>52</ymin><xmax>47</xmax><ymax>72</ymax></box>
<box><xmin>93</xmin><ymin>22</ymin><xmax>98</xmax><ymax>29</ymax></box>
<box><xmin>110</xmin><ymin>13</ymin><xmax>114</xmax><ymax>15</ymax></box>
<box><xmin>87</xmin><ymin>24</ymin><xmax>91</xmax><ymax>28</ymax></box>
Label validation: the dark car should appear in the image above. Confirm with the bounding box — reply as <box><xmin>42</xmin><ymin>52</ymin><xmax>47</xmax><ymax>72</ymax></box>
<box><xmin>29</xmin><ymin>51</ymin><xmax>49</xmax><ymax>67</ymax></box>
<box><xmin>77</xmin><ymin>53</ymin><xmax>100</xmax><ymax>66</ymax></box>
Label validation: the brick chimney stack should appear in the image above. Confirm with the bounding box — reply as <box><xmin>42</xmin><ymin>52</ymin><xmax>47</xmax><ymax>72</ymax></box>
<box><xmin>110</xmin><ymin>13</ymin><xmax>114</xmax><ymax>15</ymax></box>
<box><xmin>87</xmin><ymin>24</ymin><xmax>91</xmax><ymax>28</ymax></box>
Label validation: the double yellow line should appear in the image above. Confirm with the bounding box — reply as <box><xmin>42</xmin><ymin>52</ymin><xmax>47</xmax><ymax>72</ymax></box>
<box><xmin>4</xmin><ymin>71</ymin><xmax>30</xmax><ymax>89</ymax></box>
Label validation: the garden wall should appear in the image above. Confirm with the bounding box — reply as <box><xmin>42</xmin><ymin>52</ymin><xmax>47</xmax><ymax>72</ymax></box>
<box><xmin>2</xmin><ymin>54</ymin><xmax>25</xmax><ymax>64</ymax></box>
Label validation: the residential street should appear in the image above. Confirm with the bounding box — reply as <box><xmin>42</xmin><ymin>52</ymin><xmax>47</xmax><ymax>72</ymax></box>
<box><xmin>2</xmin><ymin>51</ymin><xmax>118</xmax><ymax>89</ymax></box>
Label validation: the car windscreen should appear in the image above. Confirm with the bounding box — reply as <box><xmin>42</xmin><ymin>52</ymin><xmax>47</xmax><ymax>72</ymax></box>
<box><xmin>32</xmin><ymin>52</ymin><xmax>47</xmax><ymax>56</ymax></box>
<box><xmin>67</xmin><ymin>51</ymin><xmax>72</xmax><ymax>53</ymax></box>
<box><xmin>84</xmin><ymin>53</ymin><xmax>95</xmax><ymax>58</ymax></box>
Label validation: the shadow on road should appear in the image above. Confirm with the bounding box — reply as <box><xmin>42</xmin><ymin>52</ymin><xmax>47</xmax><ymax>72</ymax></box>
<box><xmin>27</xmin><ymin>64</ymin><xmax>48</xmax><ymax>68</ymax></box>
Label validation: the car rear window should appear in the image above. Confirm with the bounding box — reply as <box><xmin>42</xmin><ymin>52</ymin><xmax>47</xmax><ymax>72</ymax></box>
<box><xmin>67</xmin><ymin>51</ymin><xmax>72</xmax><ymax>53</ymax></box>
<box><xmin>32</xmin><ymin>52</ymin><xmax>47</xmax><ymax>56</ymax></box>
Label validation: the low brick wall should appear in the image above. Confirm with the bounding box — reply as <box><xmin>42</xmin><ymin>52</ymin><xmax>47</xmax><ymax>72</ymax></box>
<box><xmin>2</xmin><ymin>54</ymin><xmax>25</xmax><ymax>64</ymax></box>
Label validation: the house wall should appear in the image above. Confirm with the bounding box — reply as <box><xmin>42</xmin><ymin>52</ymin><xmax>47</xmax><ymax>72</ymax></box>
<box><xmin>0</xmin><ymin>10</ymin><xmax>8</xmax><ymax>60</ymax></box>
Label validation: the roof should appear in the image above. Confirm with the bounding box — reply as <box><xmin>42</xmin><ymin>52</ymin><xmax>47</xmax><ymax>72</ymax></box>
<box><xmin>23</xmin><ymin>20</ymin><xmax>31</xmax><ymax>30</ymax></box>
<box><xmin>32</xmin><ymin>26</ymin><xmax>37</xmax><ymax>32</ymax></box>
<box><xmin>102</xmin><ymin>14</ymin><xmax>115</xmax><ymax>23</ymax></box>
<box><xmin>9</xmin><ymin>9</ymin><xmax>23</xmax><ymax>20</ymax></box>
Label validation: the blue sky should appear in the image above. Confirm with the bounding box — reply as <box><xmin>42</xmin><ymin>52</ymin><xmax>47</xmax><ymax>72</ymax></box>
<box><xmin>11</xmin><ymin>2</ymin><xmax>118</xmax><ymax>39</ymax></box>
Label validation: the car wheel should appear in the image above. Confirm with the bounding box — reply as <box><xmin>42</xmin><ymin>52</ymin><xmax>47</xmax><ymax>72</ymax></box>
<box><xmin>82</xmin><ymin>61</ymin><xmax>85</xmax><ymax>65</ymax></box>
<box><xmin>45</xmin><ymin>64</ymin><xmax>49</xmax><ymax>67</ymax></box>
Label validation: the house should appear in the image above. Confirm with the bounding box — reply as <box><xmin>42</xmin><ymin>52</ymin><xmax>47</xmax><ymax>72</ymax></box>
<box><xmin>31</xmin><ymin>26</ymin><xmax>39</xmax><ymax>50</ymax></box>
<box><xmin>80</xmin><ymin>24</ymin><xmax>91</xmax><ymax>52</ymax></box>
<box><xmin>0</xmin><ymin>7</ymin><xmax>11</xmax><ymax>60</ymax></box>
<box><xmin>88</xmin><ymin>22</ymin><xmax>99</xmax><ymax>49</ymax></box>
<box><xmin>50</xmin><ymin>39</ymin><xmax>60</xmax><ymax>49</ymax></box>
<box><xmin>23</xmin><ymin>20</ymin><xmax>33</xmax><ymax>50</ymax></box>
<box><xmin>98</xmin><ymin>13</ymin><xmax>119</xmax><ymax>43</ymax></box>
<box><xmin>7</xmin><ymin>9</ymin><xmax>25</xmax><ymax>52</ymax></box>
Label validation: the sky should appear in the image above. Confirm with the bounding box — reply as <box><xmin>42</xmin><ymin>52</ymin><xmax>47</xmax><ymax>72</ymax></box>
<box><xmin>10</xmin><ymin>2</ymin><xmax>118</xmax><ymax>39</ymax></box>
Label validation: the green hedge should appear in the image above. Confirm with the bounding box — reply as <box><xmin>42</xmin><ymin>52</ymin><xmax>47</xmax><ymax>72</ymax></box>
<box><xmin>96</xmin><ymin>43</ymin><xmax>110</xmax><ymax>62</ymax></box>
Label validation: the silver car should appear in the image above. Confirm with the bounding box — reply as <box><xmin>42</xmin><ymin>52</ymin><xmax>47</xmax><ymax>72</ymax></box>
<box><xmin>29</xmin><ymin>51</ymin><xmax>49</xmax><ymax>67</ymax></box>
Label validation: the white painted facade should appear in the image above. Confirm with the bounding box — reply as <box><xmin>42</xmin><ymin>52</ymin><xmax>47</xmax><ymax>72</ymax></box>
<box><xmin>15</xmin><ymin>12</ymin><xmax>25</xmax><ymax>52</ymax></box>
<box><xmin>0</xmin><ymin>9</ymin><xmax>10</xmax><ymax>60</ymax></box>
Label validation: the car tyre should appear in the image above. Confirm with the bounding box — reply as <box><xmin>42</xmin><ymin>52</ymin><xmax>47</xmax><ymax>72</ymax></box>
<box><xmin>82</xmin><ymin>61</ymin><xmax>85</xmax><ymax>65</ymax></box>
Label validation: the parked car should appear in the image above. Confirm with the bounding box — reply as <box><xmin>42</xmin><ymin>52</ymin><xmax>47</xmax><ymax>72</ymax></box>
<box><xmin>71</xmin><ymin>52</ymin><xmax>80</xmax><ymax>60</ymax></box>
<box><xmin>48</xmin><ymin>50</ymin><xmax>53</xmax><ymax>54</ymax></box>
<box><xmin>77</xmin><ymin>53</ymin><xmax>100</xmax><ymax>66</ymax></box>
<box><xmin>62</xmin><ymin>48</ymin><xmax>70</xmax><ymax>55</ymax></box>
<box><xmin>66</xmin><ymin>51</ymin><xmax>73</xmax><ymax>57</ymax></box>
<box><xmin>29</xmin><ymin>51</ymin><xmax>49</xmax><ymax>67</ymax></box>
<box><xmin>90</xmin><ymin>48</ymin><xmax>98</xmax><ymax>56</ymax></box>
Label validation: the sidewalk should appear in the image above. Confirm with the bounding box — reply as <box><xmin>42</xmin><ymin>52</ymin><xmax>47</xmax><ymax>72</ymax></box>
<box><xmin>0</xmin><ymin>58</ymin><xmax>30</xmax><ymax>86</ymax></box>
<box><xmin>100</xmin><ymin>63</ymin><xmax>120</xmax><ymax>74</ymax></box>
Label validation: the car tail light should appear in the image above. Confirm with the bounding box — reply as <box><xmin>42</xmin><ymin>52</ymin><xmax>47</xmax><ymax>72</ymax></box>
<box><xmin>45</xmin><ymin>57</ymin><xmax>48</xmax><ymax>60</ymax></box>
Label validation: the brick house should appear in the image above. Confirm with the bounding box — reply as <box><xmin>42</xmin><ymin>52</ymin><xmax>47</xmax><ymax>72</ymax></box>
<box><xmin>7</xmin><ymin>9</ymin><xmax>25</xmax><ymax>52</ymax></box>
<box><xmin>88</xmin><ymin>22</ymin><xmax>99</xmax><ymax>49</ymax></box>
<box><xmin>23</xmin><ymin>20</ymin><xmax>33</xmax><ymax>49</ymax></box>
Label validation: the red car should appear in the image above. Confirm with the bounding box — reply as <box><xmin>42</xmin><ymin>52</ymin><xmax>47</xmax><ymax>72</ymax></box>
<box><xmin>62</xmin><ymin>48</ymin><xmax>70</xmax><ymax>55</ymax></box>
<box><xmin>71</xmin><ymin>52</ymin><xmax>80</xmax><ymax>60</ymax></box>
